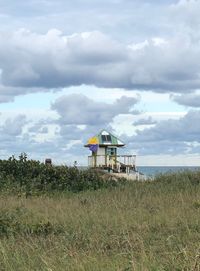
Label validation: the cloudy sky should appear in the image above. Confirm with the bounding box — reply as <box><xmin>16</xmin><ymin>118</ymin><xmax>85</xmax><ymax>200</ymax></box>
<box><xmin>0</xmin><ymin>0</ymin><xmax>200</xmax><ymax>166</ymax></box>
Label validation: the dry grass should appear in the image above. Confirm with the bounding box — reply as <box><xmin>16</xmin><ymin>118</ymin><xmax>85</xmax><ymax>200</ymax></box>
<box><xmin>0</xmin><ymin>172</ymin><xmax>200</xmax><ymax>270</ymax></box>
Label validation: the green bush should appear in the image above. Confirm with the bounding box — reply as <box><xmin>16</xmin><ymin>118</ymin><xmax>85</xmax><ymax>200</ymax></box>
<box><xmin>0</xmin><ymin>153</ymin><xmax>120</xmax><ymax>194</ymax></box>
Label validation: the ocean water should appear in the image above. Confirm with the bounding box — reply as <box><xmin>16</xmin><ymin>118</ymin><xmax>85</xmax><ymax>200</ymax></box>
<box><xmin>79</xmin><ymin>166</ymin><xmax>200</xmax><ymax>177</ymax></box>
<box><xmin>137</xmin><ymin>166</ymin><xmax>200</xmax><ymax>177</ymax></box>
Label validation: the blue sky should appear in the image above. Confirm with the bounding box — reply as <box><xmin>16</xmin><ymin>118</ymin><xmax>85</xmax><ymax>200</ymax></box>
<box><xmin>0</xmin><ymin>0</ymin><xmax>200</xmax><ymax>165</ymax></box>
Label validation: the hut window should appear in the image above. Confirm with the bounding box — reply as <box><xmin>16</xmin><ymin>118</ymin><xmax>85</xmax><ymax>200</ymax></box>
<box><xmin>107</xmin><ymin>148</ymin><xmax>116</xmax><ymax>155</ymax></box>
<box><xmin>102</xmin><ymin>135</ymin><xmax>111</xmax><ymax>142</ymax></box>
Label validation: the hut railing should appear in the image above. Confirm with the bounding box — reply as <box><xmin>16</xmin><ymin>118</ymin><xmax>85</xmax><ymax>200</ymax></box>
<box><xmin>88</xmin><ymin>155</ymin><xmax>136</xmax><ymax>168</ymax></box>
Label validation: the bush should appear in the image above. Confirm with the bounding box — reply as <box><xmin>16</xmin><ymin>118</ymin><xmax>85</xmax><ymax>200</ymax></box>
<box><xmin>0</xmin><ymin>153</ymin><xmax>121</xmax><ymax>194</ymax></box>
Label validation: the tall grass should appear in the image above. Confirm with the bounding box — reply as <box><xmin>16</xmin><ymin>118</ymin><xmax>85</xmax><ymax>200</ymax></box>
<box><xmin>0</xmin><ymin>170</ymin><xmax>200</xmax><ymax>270</ymax></box>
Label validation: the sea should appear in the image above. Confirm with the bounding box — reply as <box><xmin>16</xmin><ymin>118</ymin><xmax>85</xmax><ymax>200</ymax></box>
<box><xmin>79</xmin><ymin>166</ymin><xmax>200</xmax><ymax>177</ymax></box>
<box><xmin>137</xmin><ymin>166</ymin><xmax>200</xmax><ymax>177</ymax></box>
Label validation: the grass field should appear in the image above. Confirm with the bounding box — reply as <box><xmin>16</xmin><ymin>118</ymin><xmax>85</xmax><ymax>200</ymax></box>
<box><xmin>0</xmin><ymin>171</ymin><xmax>200</xmax><ymax>270</ymax></box>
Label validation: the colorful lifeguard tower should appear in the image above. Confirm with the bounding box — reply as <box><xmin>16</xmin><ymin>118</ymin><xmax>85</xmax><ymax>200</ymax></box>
<box><xmin>85</xmin><ymin>130</ymin><xmax>136</xmax><ymax>174</ymax></box>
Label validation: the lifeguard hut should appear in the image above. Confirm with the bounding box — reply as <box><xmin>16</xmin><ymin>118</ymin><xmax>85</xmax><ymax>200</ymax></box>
<box><xmin>84</xmin><ymin>130</ymin><xmax>136</xmax><ymax>174</ymax></box>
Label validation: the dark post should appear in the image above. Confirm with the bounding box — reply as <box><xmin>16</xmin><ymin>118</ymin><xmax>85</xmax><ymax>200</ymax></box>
<box><xmin>45</xmin><ymin>158</ymin><xmax>52</xmax><ymax>166</ymax></box>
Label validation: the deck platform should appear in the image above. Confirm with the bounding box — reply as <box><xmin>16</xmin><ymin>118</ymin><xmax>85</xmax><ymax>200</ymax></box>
<box><xmin>88</xmin><ymin>154</ymin><xmax>136</xmax><ymax>173</ymax></box>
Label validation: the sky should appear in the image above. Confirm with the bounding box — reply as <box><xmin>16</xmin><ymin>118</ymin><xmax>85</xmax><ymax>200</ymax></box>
<box><xmin>0</xmin><ymin>0</ymin><xmax>200</xmax><ymax>166</ymax></box>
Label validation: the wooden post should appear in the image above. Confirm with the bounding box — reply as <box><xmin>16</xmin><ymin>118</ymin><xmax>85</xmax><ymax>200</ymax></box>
<box><xmin>94</xmin><ymin>153</ymin><xmax>97</xmax><ymax>167</ymax></box>
<box><xmin>105</xmin><ymin>147</ymin><xmax>107</xmax><ymax>166</ymax></box>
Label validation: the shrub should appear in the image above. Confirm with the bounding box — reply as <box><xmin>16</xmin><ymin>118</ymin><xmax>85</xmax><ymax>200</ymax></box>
<box><xmin>0</xmin><ymin>153</ymin><xmax>122</xmax><ymax>194</ymax></box>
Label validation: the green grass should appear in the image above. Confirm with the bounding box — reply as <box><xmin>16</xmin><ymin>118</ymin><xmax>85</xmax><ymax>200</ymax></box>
<box><xmin>0</xmin><ymin>171</ymin><xmax>200</xmax><ymax>270</ymax></box>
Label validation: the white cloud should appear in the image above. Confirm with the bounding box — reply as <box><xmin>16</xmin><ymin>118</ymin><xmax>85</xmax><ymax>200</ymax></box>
<box><xmin>125</xmin><ymin>110</ymin><xmax>200</xmax><ymax>157</ymax></box>
<box><xmin>51</xmin><ymin>93</ymin><xmax>139</xmax><ymax>125</ymax></box>
<box><xmin>134</xmin><ymin>116</ymin><xmax>157</xmax><ymax>126</ymax></box>
<box><xmin>0</xmin><ymin>0</ymin><xmax>200</xmax><ymax>165</ymax></box>
<box><xmin>171</xmin><ymin>91</ymin><xmax>200</xmax><ymax>107</ymax></box>
<box><xmin>0</xmin><ymin>28</ymin><xmax>200</xmax><ymax>97</ymax></box>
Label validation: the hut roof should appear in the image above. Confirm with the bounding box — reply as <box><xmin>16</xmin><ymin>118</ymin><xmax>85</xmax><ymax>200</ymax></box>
<box><xmin>84</xmin><ymin>130</ymin><xmax>125</xmax><ymax>147</ymax></box>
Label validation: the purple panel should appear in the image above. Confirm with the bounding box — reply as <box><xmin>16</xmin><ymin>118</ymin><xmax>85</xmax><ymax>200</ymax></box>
<box><xmin>89</xmin><ymin>144</ymin><xmax>98</xmax><ymax>152</ymax></box>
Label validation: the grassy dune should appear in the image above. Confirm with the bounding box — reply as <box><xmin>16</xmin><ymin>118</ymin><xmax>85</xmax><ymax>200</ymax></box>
<box><xmin>0</xmin><ymin>171</ymin><xmax>200</xmax><ymax>270</ymax></box>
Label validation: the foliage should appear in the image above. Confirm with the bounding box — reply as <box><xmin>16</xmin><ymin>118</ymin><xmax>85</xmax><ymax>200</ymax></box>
<box><xmin>0</xmin><ymin>171</ymin><xmax>200</xmax><ymax>270</ymax></box>
<box><xmin>1</xmin><ymin>157</ymin><xmax>200</xmax><ymax>269</ymax></box>
<box><xmin>0</xmin><ymin>153</ymin><xmax>120</xmax><ymax>194</ymax></box>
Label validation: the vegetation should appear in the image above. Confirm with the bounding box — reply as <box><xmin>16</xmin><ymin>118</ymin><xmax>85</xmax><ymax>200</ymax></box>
<box><xmin>0</xmin><ymin>153</ymin><xmax>121</xmax><ymax>195</ymax></box>
<box><xmin>0</xmin><ymin>156</ymin><xmax>200</xmax><ymax>270</ymax></box>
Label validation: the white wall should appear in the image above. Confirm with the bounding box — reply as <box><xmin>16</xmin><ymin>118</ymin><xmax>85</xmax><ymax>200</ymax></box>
<box><xmin>96</xmin><ymin>147</ymin><xmax>106</xmax><ymax>166</ymax></box>
<box><xmin>97</xmin><ymin>147</ymin><xmax>106</xmax><ymax>156</ymax></box>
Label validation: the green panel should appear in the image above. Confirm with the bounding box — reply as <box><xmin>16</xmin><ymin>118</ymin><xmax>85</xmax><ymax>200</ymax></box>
<box><xmin>111</xmin><ymin>135</ymin><xmax>118</xmax><ymax>145</ymax></box>
<box><xmin>97</xmin><ymin>134</ymin><xmax>103</xmax><ymax>144</ymax></box>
